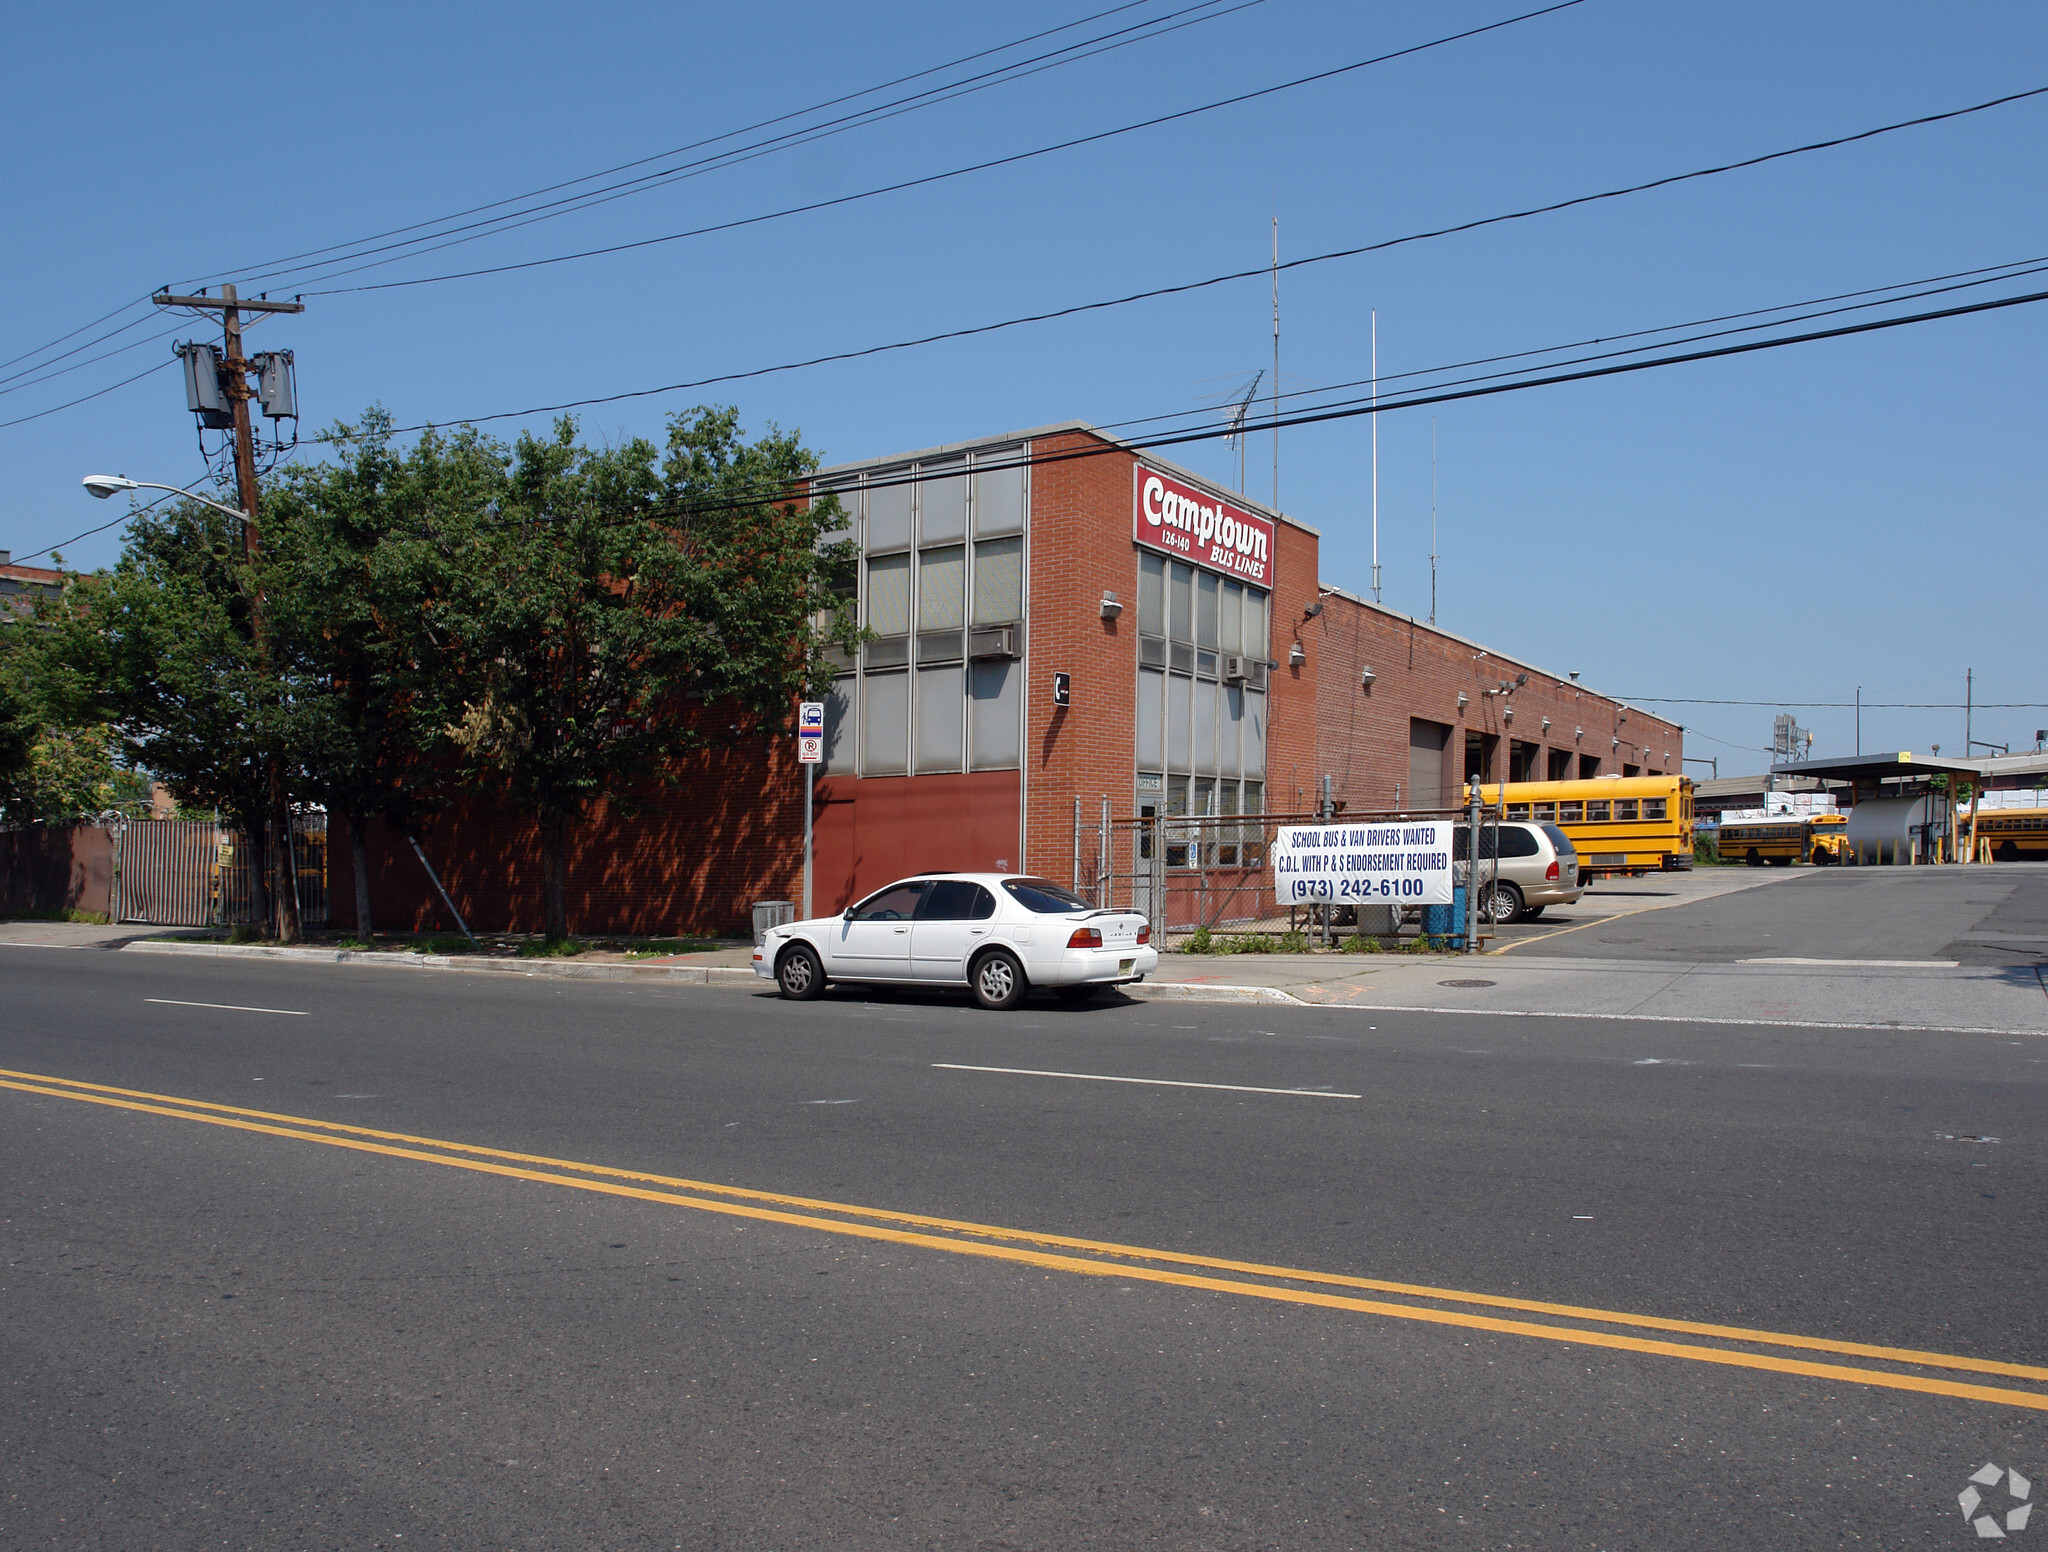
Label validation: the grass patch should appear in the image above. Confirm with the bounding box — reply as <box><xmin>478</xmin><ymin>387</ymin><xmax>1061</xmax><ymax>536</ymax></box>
<box><xmin>412</xmin><ymin>933</ymin><xmax>477</xmax><ymax>955</ymax></box>
<box><xmin>228</xmin><ymin>924</ymin><xmax>264</xmax><ymax>944</ymax></box>
<box><xmin>1182</xmin><ymin>925</ymin><xmax>1216</xmax><ymax>955</ymax></box>
<box><xmin>517</xmin><ymin>937</ymin><xmax>582</xmax><ymax>958</ymax></box>
<box><xmin>1222</xmin><ymin>932</ymin><xmax>1277</xmax><ymax>954</ymax></box>
<box><xmin>6</xmin><ymin>906</ymin><xmax>113</xmax><ymax>926</ymax></box>
<box><xmin>1339</xmin><ymin>933</ymin><xmax>1383</xmax><ymax>954</ymax></box>
<box><xmin>621</xmin><ymin>938</ymin><xmax>718</xmax><ymax>959</ymax></box>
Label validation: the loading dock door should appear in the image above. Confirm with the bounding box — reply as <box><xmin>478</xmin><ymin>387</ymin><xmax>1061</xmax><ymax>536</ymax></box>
<box><xmin>1409</xmin><ymin>719</ymin><xmax>1451</xmax><ymax>809</ymax></box>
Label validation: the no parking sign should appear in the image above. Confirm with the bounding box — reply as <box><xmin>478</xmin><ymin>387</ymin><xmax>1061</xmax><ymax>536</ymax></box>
<box><xmin>797</xmin><ymin>701</ymin><xmax>824</xmax><ymax>765</ymax></box>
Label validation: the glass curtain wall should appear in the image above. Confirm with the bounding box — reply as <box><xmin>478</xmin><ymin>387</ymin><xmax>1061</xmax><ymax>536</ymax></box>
<box><xmin>816</xmin><ymin>448</ymin><xmax>1028</xmax><ymax>778</ymax></box>
<box><xmin>1135</xmin><ymin>548</ymin><xmax>1269</xmax><ymax>861</ymax></box>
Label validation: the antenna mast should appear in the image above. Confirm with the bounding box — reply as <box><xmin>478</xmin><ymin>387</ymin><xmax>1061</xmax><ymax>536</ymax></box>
<box><xmin>1429</xmin><ymin>416</ymin><xmax>1438</xmax><ymax>625</ymax></box>
<box><xmin>1370</xmin><ymin>310</ymin><xmax>1380</xmax><ymax>604</ymax></box>
<box><xmin>1226</xmin><ymin>370</ymin><xmax>1263</xmax><ymax>494</ymax></box>
<box><xmin>1271</xmin><ymin>216</ymin><xmax>1280</xmax><ymax>510</ymax></box>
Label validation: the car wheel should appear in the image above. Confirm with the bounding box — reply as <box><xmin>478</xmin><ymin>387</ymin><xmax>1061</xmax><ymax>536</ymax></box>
<box><xmin>1522</xmin><ymin>904</ymin><xmax>1546</xmax><ymax>921</ymax></box>
<box><xmin>1054</xmin><ymin>983</ymin><xmax>1103</xmax><ymax>1004</ymax></box>
<box><xmin>971</xmin><ymin>948</ymin><xmax>1028</xmax><ymax>1010</ymax></box>
<box><xmin>775</xmin><ymin>943</ymin><xmax>826</xmax><ymax>1001</ymax></box>
<box><xmin>1483</xmin><ymin>880</ymin><xmax>1524</xmax><ymax>925</ymax></box>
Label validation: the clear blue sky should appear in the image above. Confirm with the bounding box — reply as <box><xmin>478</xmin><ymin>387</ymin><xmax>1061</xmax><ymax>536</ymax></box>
<box><xmin>5</xmin><ymin>0</ymin><xmax>2043</xmax><ymax>766</ymax></box>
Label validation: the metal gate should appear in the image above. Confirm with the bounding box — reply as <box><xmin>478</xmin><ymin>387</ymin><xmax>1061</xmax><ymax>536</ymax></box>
<box><xmin>117</xmin><ymin>815</ymin><xmax>328</xmax><ymax>928</ymax></box>
<box><xmin>1070</xmin><ymin>804</ymin><xmax>1497</xmax><ymax>950</ymax></box>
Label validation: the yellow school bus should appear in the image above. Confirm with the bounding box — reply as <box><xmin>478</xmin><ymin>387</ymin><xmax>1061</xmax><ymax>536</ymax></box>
<box><xmin>1467</xmin><ymin>776</ymin><xmax>1693</xmax><ymax>877</ymax></box>
<box><xmin>1970</xmin><ymin>808</ymin><xmax>2048</xmax><ymax>861</ymax></box>
<box><xmin>1719</xmin><ymin>813</ymin><xmax>1847</xmax><ymax>867</ymax></box>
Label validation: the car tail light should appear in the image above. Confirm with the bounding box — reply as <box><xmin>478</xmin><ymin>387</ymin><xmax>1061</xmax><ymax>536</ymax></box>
<box><xmin>1135</xmin><ymin>923</ymin><xmax>1150</xmax><ymax>945</ymax></box>
<box><xmin>1068</xmin><ymin>926</ymin><xmax>1103</xmax><ymax>948</ymax></box>
<box><xmin>1545</xmin><ymin>860</ymin><xmax>1560</xmax><ymax>881</ymax></box>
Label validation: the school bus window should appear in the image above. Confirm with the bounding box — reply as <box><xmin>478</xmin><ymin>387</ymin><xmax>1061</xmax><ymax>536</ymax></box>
<box><xmin>1586</xmin><ymin>801</ymin><xmax>1610</xmax><ymax>821</ymax></box>
<box><xmin>1534</xmin><ymin>802</ymin><xmax>1557</xmax><ymax>820</ymax></box>
<box><xmin>1507</xmin><ymin>804</ymin><xmax>1530</xmax><ymax>819</ymax></box>
<box><xmin>1615</xmin><ymin>799</ymin><xmax>1639</xmax><ymax>821</ymax></box>
<box><xmin>1643</xmin><ymin>798</ymin><xmax>1666</xmax><ymax>819</ymax></box>
<box><xmin>1559</xmin><ymin>801</ymin><xmax>1583</xmax><ymax>821</ymax></box>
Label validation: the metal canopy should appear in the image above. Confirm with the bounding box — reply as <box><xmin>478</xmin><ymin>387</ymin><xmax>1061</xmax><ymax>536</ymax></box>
<box><xmin>1770</xmin><ymin>752</ymin><xmax>1982</xmax><ymax>783</ymax></box>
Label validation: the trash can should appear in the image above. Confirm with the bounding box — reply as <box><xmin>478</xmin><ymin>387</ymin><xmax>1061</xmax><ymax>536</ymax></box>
<box><xmin>752</xmin><ymin>900</ymin><xmax>796</xmax><ymax>946</ymax></box>
<box><xmin>1421</xmin><ymin>887</ymin><xmax>1466</xmax><ymax>941</ymax></box>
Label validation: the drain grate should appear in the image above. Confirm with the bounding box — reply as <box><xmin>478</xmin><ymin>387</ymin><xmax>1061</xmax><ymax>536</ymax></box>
<box><xmin>1437</xmin><ymin>978</ymin><xmax>1497</xmax><ymax>988</ymax></box>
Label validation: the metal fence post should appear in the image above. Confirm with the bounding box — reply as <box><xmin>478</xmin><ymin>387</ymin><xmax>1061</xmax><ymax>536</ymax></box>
<box><xmin>1463</xmin><ymin>786</ymin><xmax>1483</xmax><ymax>954</ymax></box>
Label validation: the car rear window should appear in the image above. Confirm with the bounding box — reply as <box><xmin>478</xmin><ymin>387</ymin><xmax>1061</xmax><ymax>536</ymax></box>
<box><xmin>1541</xmin><ymin>823</ymin><xmax>1576</xmax><ymax>855</ymax></box>
<box><xmin>1003</xmin><ymin>878</ymin><xmax>1090</xmax><ymax>913</ymax></box>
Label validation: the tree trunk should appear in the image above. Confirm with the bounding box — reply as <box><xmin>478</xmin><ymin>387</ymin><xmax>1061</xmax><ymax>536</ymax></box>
<box><xmin>246</xmin><ymin>822</ymin><xmax>271</xmax><ymax>937</ymax></box>
<box><xmin>539</xmin><ymin>811</ymin><xmax>568</xmax><ymax>942</ymax></box>
<box><xmin>269</xmin><ymin>763</ymin><xmax>301</xmax><ymax>944</ymax></box>
<box><xmin>348</xmin><ymin>812</ymin><xmax>373</xmax><ymax>940</ymax></box>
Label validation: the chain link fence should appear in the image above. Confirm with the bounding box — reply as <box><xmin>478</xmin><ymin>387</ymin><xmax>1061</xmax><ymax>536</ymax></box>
<box><xmin>117</xmin><ymin>814</ymin><xmax>328</xmax><ymax>928</ymax></box>
<box><xmin>1068</xmin><ymin>804</ymin><xmax>1500</xmax><ymax>951</ymax></box>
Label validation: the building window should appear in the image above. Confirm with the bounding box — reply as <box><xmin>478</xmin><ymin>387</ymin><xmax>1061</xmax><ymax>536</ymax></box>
<box><xmin>1220</xmin><ymin>579</ymin><xmax>1242</xmax><ymax>655</ymax></box>
<box><xmin>867</xmin><ymin>471</ymin><xmax>912</xmax><ymax>551</ymax></box>
<box><xmin>1137</xmin><ymin>669</ymin><xmax>1164</xmax><ymax>769</ymax></box>
<box><xmin>1138</xmin><ymin>551</ymin><xmax>1165</xmax><ymax>636</ymax></box>
<box><xmin>920</xmin><ymin>459</ymin><xmax>967</xmax><ymax>543</ymax></box>
<box><xmin>867</xmin><ymin>552</ymin><xmax>910</xmax><ymax>636</ymax></box>
<box><xmin>862</xmin><ymin>670</ymin><xmax>909</xmax><ymax>775</ymax></box>
<box><xmin>972</xmin><ymin>454</ymin><xmax>1025</xmax><ymax>536</ymax></box>
<box><xmin>1196</xmin><ymin>571</ymin><xmax>1220</xmax><ymax>650</ymax></box>
<box><xmin>820</xmin><ymin>676</ymin><xmax>854</xmax><ymax>775</ymax></box>
<box><xmin>916</xmin><ymin>664</ymin><xmax>964</xmax><ymax>773</ymax></box>
<box><xmin>918</xmin><ymin>545</ymin><xmax>965</xmax><ymax>631</ymax></box>
<box><xmin>972</xmin><ymin>536</ymin><xmax>1023</xmax><ymax>624</ymax></box>
<box><xmin>1168</xmin><ymin>562</ymin><xmax>1194</xmax><ymax>643</ymax></box>
<box><xmin>968</xmin><ymin>659</ymin><xmax>1021</xmax><ymax>769</ymax></box>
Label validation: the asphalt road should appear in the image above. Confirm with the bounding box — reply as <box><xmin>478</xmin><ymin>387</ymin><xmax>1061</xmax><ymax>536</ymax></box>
<box><xmin>1512</xmin><ymin>863</ymin><xmax>2048</xmax><ymax>968</ymax></box>
<box><xmin>4</xmin><ymin>944</ymin><xmax>2045</xmax><ymax>1549</ymax></box>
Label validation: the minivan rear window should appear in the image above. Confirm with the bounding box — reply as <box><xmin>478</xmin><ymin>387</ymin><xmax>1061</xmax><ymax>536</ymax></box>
<box><xmin>1541</xmin><ymin>823</ymin><xmax>1576</xmax><ymax>855</ymax></box>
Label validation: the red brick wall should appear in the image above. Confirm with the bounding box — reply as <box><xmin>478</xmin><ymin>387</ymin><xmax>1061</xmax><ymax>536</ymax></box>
<box><xmin>1023</xmin><ymin>429</ymin><xmax>1142</xmax><ymax>874</ymax></box>
<box><xmin>1308</xmin><ymin>593</ymin><xmax>1684</xmax><ymax>813</ymax></box>
<box><xmin>330</xmin><ymin>737</ymin><xmax>806</xmax><ymax>938</ymax></box>
<box><xmin>812</xmin><ymin>770</ymin><xmax>1022</xmax><ymax>910</ymax></box>
<box><xmin>1264</xmin><ymin>517</ymin><xmax>1324</xmax><ymax>814</ymax></box>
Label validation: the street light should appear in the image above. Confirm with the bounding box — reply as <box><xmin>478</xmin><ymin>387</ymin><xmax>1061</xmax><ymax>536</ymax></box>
<box><xmin>83</xmin><ymin>473</ymin><xmax>246</xmax><ymax>523</ymax></box>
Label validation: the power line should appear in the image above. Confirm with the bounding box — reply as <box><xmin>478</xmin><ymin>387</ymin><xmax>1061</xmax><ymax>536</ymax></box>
<box><xmin>305</xmin><ymin>1</ymin><xmax>1593</xmax><ymax>295</ymax></box>
<box><xmin>229</xmin><ymin>0</ymin><xmax>1268</xmax><ymax>295</ymax></box>
<box><xmin>0</xmin><ymin>357</ymin><xmax>177</xmax><ymax>432</ymax></box>
<box><xmin>1621</xmin><ymin>697</ymin><xmax>2048</xmax><ymax>709</ymax></box>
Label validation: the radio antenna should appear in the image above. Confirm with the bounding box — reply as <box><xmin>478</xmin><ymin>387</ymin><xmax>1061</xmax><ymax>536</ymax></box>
<box><xmin>1225</xmin><ymin>370</ymin><xmax>1263</xmax><ymax>494</ymax></box>
<box><xmin>1429</xmin><ymin>415</ymin><xmax>1438</xmax><ymax>625</ymax></box>
<box><xmin>1370</xmin><ymin>309</ymin><xmax>1380</xmax><ymax>604</ymax></box>
<box><xmin>1271</xmin><ymin>215</ymin><xmax>1280</xmax><ymax>510</ymax></box>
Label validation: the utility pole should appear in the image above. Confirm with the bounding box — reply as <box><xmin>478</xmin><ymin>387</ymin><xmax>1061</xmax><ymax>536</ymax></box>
<box><xmin>1965</xmin><ymin>667</ymin><xmax>1973</xmax><ymax>755</ymax></box>
<box><xmin>154</xmin><ymin>282</ymin><xmax>305</xmax><ymax>942</ymax></box>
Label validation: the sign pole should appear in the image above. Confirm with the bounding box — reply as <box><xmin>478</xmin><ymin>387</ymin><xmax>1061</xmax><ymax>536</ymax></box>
<box><xmin>796</xmin><ymin>700</ymin><xmax>825</xmax><ymax>919</ymax></box>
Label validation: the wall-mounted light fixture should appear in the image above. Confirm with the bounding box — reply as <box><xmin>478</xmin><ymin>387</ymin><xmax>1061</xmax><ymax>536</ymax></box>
<box><xmin>1617</xmin><ymin>711</ymin><xmax>1628</xmax><ymax>725</ymax></box>
<box><xmin>1360</xmin><ymin>666</ymin><xmax>1376</xmax><ymax>689</ymax></box>
<box><xmin>1612</xmin><ymin>736</ymin><xmax>1621</xmax><ymax>750</ymax></box>
<box><xmin>1575</xmin><ymin>726</ymin><xmax>1584</xmax><ymax>742</ymax></box>
<box><xmin>1568</xmin><ymin>671</ymin><xmax>1581</xmax><ymax>682</ymax></box>
<box><xmin>1502</xmin><ymin>705</ymin><xmax>1515</xmax><ymax>722</ymax></box>
<box><xmin>1456</xmin><ymin>691</ymin><xmax>1469</xmax><ymax>710</ymax></box>
<box><xmin>1302</xmin><ymin>600</ymin><xmax>1324</xmax><ymax>619</ymax></box>
<box><xmin>1288</xmin><ymin>642</ymin><xmax>1306</xmax><ymax>666</ymax></box>
<box><xmin>1541</xmin><ymin>716</ymin><xmax>1552</xmax><ymax>733</ymax></box>
<box><xmin>1099</xmin><ymin>590</ymin><xmax>1122</xmax><ymax>620</ymax></box>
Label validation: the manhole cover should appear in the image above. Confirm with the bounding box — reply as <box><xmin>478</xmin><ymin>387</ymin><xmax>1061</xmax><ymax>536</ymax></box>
<box><xmin>1437</xmin><ymin>978</ymin><xmax>1497</xmax><ymax>988</ymax></box>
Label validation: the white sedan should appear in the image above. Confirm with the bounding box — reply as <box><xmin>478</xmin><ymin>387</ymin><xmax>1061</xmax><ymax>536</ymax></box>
<box><xmin>754</xmin><ymin>874</ymin><xmax>1157</xmax><ymax>1010</ymax></box>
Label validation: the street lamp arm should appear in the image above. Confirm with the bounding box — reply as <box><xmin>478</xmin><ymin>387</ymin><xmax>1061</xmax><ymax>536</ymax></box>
<box><xmin>81</xmin><ymin>474</ymin><xmax>247</xmax><ymax>524</ymax></box>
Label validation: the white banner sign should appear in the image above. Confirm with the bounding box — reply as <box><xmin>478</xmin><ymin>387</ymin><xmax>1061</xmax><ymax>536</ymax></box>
<box><xmin>1272</xmin><ymin>821</ymin><xmax>1454</xmax><ymax>907</ymax></box>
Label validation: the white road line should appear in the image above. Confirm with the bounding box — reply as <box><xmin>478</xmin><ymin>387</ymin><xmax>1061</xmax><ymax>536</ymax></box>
<box><xmin>932</xmin><ymin>1063</ymin><xmax>1360</xmax><ymax>1099</ymax></box>
<box><xmin>1737</xmin><ymin>956</ymin><xmax>1960</xmax><ymax>968</ymax></box>
<box><xmin>1339</xmin><ymin>1004</ymin><xmax>2043</xmax><ymax>1037</ymax></box>
<box><xmin>146</xmin><ymin>998</ymin><xmax>308</xmax><ymax>1017</ymax></box>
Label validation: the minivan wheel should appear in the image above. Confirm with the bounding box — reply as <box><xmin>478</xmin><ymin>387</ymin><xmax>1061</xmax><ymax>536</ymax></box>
<box><xmin>1483</xmin><ymin>880</ymin><xmax>1525</xmax><ymax>925</ymax></box>
<box><xmin>971</xmin><ymin>948</ymin><xmax>1028</xmax><ymax>1010</ymax></box>
<box><xmin>775</xmin><ymin>943</ymin><xmax>825</xmax><ymax>1000</ymax></box>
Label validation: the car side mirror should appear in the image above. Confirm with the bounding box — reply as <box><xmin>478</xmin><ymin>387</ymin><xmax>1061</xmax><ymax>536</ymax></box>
<box><xmin>842</xmin><ymin>908</ymin><xmax>856</xmax><ymax>920</ymax></box>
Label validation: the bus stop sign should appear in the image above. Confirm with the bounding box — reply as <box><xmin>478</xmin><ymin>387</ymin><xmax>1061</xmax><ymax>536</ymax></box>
<box><xmin>797</xmin><ymin>701</ymin><xmax>824</xmax><ymax>765</ymax></box>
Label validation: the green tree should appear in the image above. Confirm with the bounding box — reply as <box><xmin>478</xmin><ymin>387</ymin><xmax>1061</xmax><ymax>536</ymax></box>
<box><xmin>268</xmin><ymin>410</ymin><xmax>510</xmax><ymax>936</ymax></box>
<box><xmin>438</xmin><ymin>407</ymin><xmax>856</xmax><ymax>940</ymax></box>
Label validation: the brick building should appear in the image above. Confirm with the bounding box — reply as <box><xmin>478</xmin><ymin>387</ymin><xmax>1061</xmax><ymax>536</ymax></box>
<box><xmin>335</xmin><ymin>420</ymin><xmax>1678</xmax><ymax>936</ymax></box>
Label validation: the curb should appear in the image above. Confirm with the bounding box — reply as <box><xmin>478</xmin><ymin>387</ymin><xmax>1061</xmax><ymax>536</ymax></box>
<box><xmin>123</xmin><ymin>939</ymin><xmax>761</xmax><ymax>988</ymax></box>
<box><xmin>121</xmin><ymin>939</ymin><xmax>1307</xmax><ymax>1004</ymax></box>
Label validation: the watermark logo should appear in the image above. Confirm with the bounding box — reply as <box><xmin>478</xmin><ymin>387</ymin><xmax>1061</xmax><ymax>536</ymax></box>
<box><xmin>1960</xmin><ymin>1463</ymin><xmax>2032</xmax><ymax>1539</ymax></box>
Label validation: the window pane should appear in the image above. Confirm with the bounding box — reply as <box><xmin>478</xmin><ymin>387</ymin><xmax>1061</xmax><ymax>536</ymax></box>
<box><xmin>1168</xmin><ymin>563</ymin><xmax>1194</xmax><ymax>643</ymax></box>
<box><xmin>1644</xmin><ymin>798</ymin><xmax>1667</xmax><ymax>819</ymax></box>
<box><xmin>1243</xmin><ymin>588</ymin><xmax>1268</xmax><ymax>658</ymax></box>
<box><xmin>851</xmin><ymin>881</ymin><xmax>925</xmax><ymax>920</ymax></box>
<box><xmin>1193</xmin><ymin>678</ymin><xmax>1217</xmax><ymax>773</ymax></box>
<box><xmin>969</xmin><ymin>659</ymin><xmax>1021</xmax><ymax>768</ymax></box>
<box><xmin>867</xmin><ymin>472</ymin><xmax>911</xmax><ymax>551</ymax></box>
<box><xmin>1168</xmin><ymin>674</ymin><xmax>1192</xmax><ymax>769</ymax></box>
<box><xmin>973</xmin><ymin>453</ymin><xmax>1026</xmax><ymax>535</ymax></box>
<box><xmin>919</xmin><ymin>879</ymin><xmax>983</xmax><ymax>921</ymax></box>
<box><xmin>1137</xmin><ymin>668</ymin><xmax>1164</xmax><ymax>769</ymax></box>
<box><xmin>867</xmin><ymin>553</ymin><xmax>910</xmax><ymax>636</ymax></box>
<box><xmin>1586</xmin><ymin>800</ymin><xmax>1610</xmax><ymax>821</ymax></box>
<box><xmin>1533</xmin><ymin>802</ymin><xmax>1557</xmax><ymax>820</ymax></box>
<box><xmin>1196</xmin><ymin>571</ymin><xmax>1219</xmax><ymax>649</ymax></box>
<box><xmin>1244</xmin><ymin>779</ymin><xmax>1263</xmax><ymax>814</ymax></box>
<box><xmin>918</xmin><ymin>545</ymin><xmax>964</xmax><ymax>631</ymax></box>
<box><xmin>915</xmin><ymin>664</ymin><xmax>963</xmax><ymax>773</ymax></box>
<box><xmin>1138</xmin><ymin>551</ymin><xmax>1165</xmax><ymax>636</ymax></box>
<box><xmin>1221</xmin><ymin>683</ymin><xmax>1242</xmax><ymax>777</ymax></box>
<box><xmin>1559</xmin><ymin>801</ymin><xmax>1583</xmax><ymax>821</ymax></box>
<box><xmin>820</xmin><ymin>676</ymin><xmax>854</xmax><ymax>775</ymax></box>
<box><xmin>862</xmin><ymin>670</ymin><xmax>908</xmax><ymax>774</ymax></box>
<box><xmin>1242</xmin><ymin>690</ymin><xmax>1266</xmax><ymax>776</ymax></box>
<box><xmin>972</xmin><ymin>536</ymin><xmax>1023</xmax><ymax>624</ymax></box>
<box><xmin>919</xmin><ymin>460</ymin><xmax>967</xmax><ymax>542</ymax></box>
<box><xmin>1220</xmin><ymin>580</ymin><xmax>1242</xmax><ymax>655</ymax></box>
<box><xmin>1003</xmin><ymin>878</ymin><xmax>1090</xmax><ymax>913</ymax></box>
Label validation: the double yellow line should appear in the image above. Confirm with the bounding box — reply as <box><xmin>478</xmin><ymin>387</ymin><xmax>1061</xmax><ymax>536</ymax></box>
<box><xmin>5</xmin><ymin>1063</ymin><xmax>2044</xmax><ymax>1412</ymax></box>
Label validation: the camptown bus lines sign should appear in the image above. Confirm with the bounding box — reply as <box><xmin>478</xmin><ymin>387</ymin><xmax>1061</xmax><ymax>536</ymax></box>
<box><xmin>1134</xmin><ymin>466</ymin><xmax>1274</xmax><ymax>585</ymax></box>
